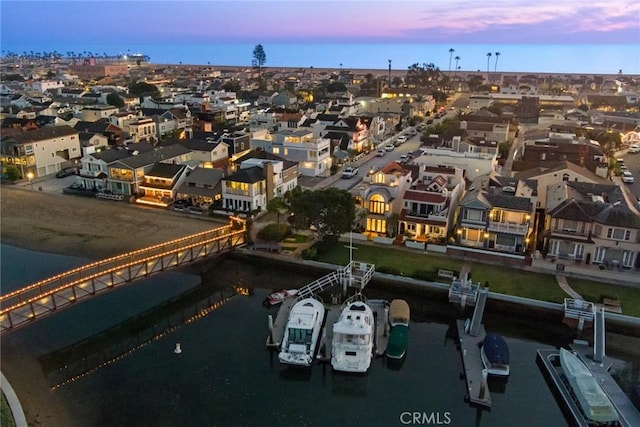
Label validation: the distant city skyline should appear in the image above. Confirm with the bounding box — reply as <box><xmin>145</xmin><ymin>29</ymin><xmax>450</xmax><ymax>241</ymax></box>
<box><xmin>1</xmin><ymin>1</ymin><xmax>639</xmax><ymax>74</ymax></box>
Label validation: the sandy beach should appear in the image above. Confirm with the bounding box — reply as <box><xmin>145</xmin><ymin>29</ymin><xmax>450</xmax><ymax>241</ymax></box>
<box><xmin>0</xmin><ymin>186</ymin><xmax>227</xmax><ymax>426</ymax></box>
<box><xmin>0</xmin><ymin>186</ymin><xmax>224</xmax><ymax>259</ymax></box>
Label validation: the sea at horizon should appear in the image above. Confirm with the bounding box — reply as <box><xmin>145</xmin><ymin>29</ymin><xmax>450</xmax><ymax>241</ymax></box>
<box><xmin>4</xmin><ymin>42</ymin><xmax>640</xmax><ymax>75</ymax></box>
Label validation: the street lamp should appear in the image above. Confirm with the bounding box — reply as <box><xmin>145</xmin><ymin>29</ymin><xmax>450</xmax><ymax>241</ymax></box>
<box><xmin>26</xmin><ymin>171</ymin><xmax>34</xmax><ymax>190</ymax></box>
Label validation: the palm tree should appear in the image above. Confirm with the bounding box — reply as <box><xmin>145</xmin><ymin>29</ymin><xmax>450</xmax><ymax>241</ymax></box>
<box><xmin>486</xmin><ymin>52</ymin><xmax>492</xmax><ymax>81</ymax></box>
<box><xmin>454</xmin><ymin>56</ymin><xmax>460</xmax><ymax>76</ymax></box>
<box><xmin>494</xmin><ymin>52</ymin><xmax>501</xmax><ymax>73</ymax></box>
<box><xmin>448</xmin><ymin>48</ymin><xmax>455</xmax><ymax>81</ymax></box>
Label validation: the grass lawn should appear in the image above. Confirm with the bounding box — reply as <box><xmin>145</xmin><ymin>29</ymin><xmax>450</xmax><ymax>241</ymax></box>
<box><xmin>313</xmin><ymin>242</ymin><xmax>637</xmax><ymax>312</ymax></box>
<box><xmin>283</xmin><ymin>234</ymin><xmax>311</xmax><ymax>244</ymax></box>
<box><xmin>568</xmin><ymin>279</ymin><xmax>640</xmax><ymax>318</ymax></box>
<box><xmin>1</xmin><ymin>393</ymin><xmax>16</xmax><ymax>427</ymax></box>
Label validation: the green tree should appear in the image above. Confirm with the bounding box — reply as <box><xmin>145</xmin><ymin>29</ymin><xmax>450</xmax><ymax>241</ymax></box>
<box><xmin>3</xmin><ymin>164</ymin><xmax>20</xmax><ymax>181</ymax></box>
<box><xmin>106</xmin><ymin>93</ymin><xmax>125</xmax><ymax>108</ymax></box>
<box><xmin>326</xmin><ymin>81</ymin><xmax>347</xmax><ymax>93</ymax></box>
<box><xmin>289</xmin><ymin>188</ymin><xmax>355</xmax><ymax>243</ymax></box>
<box><xmin>252</xmin><ymin>44</ymin><xmax>267</xmax><ymax>78</ymax></box>
<box><xmin>128</xmin><ymin>81</ymin><xmax>160</xmax><ymax>99</ymax></box>
<box><xmin>267</xmin><ymin>197</ymin><xmax>288</xmax><ymax>225</ymax></box>
<box><xmin>468</xmin><ymin>75</ymin><xmax>484</xmax><ymax>92</ymax></box>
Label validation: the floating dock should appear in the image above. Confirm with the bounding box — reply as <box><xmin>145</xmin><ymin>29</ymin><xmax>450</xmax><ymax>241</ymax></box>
<box><xmin>456</xmin><ymin>320</ymin><xmax>491</xmax><ymax>408</ymax></box>
<box><xmin>368</xmin><ymin>299</ymin><xmax>390</xmax><ymax>357</ymax></box>
<box><xmin>316</xmin><ymin>305</ymin><xmax>340</xmax><ymax>363</ymax></box>
<box><xmin>455</xmin><ymin>287</ymin><xmax>491</xmax><ymax>408</ymax></box>
<box><xmin>266</xmin><ymin>297</ymin><xmax>296</xmax><ymax>348</ymax></box>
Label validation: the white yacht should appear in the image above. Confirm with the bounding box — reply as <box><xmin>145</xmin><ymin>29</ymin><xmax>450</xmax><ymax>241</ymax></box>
<box><xmin>559</xmin><ymin>348</ymin><xmax>619</xmax><ymax>423</ymax></box>
<box><xmin>278</xmin><ymin>298</ymin><xmax>325</xmax><ymax>367</ymax></box>
<box><xmin>331</xmin><ymin>299</ymin><xmax>375</xmax><ymax>373</ymax></box>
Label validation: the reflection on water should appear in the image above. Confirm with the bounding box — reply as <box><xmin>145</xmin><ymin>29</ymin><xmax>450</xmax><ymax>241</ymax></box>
<box><xmin>1</xmin><ymin>252</ymin><xmax>639</xmax><ymax>426</ymax></box>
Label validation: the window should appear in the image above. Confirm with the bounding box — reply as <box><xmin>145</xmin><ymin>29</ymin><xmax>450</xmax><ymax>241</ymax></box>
<box><xmin>368</xmin><ymin>194</ymin><xmax>388</xmax><ymax>214</ymax></box>
<box><xmin>464</xmin><ymin>209</ymin><xmax>484</xmax><ymax>222</ymax></box>
<box><xmin>562</xmin><ymin>173</ymin><xmax>569</xmax><ymax>181</ymax></box>
<box><xmin>606</xmin><ymin>228</ymin><xmax>630</xmax><ymax>241</ymax></box>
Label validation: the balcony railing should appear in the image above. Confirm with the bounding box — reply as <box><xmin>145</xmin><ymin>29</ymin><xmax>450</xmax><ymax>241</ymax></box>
<box><xmin>487</xmin><ymin>221</ymin><xmax>529</xmax><ymax>234</ymax></box>
<box><xmin>550</xmin><ymin>227</ymin><xmax>589</xmax><ymax>237</ymax></box>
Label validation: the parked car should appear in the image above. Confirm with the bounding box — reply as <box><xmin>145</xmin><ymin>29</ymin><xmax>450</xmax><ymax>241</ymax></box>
<box><xmin>399</xmin><ymin>154</ymin><xmax>410</xmax><ymax>164</ymax></box>
<box><xmin>342</xmin><ymin>166</ymin><xmax>359</xmax><ymax>178</ymax></box>
<box><xmin>385</xmin><ymin>144</ymin><xmax>395</xmax><ymax>152</ymax></box>
<box><xmin>396</xmin><ymin>135</ymin><xmax>407</xmax><ymax>144</ymax></box>
<box><xmin>622</xmin><ymin>171</ymin><xmax>634</xmax><ymax>184</ymax></box>
<box><xmin>55</xmin><ymin>167</ymin><xmax>78</xmax><ymax>178</ymax></box>
<box><xmin>629</xmin><ymin>144</ymin><xmax>640</xmax><ymax>154</ymax></box>
<box><xmin>376</xmin><ymin>149</ymin><xmax>386</xmax><ymax>157</ymax></box>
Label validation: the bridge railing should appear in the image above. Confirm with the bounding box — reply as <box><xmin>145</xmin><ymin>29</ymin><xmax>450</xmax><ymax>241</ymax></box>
<box><xmin>0</xmin><ymin>218</ymin><xmax>246</xmax><ymax>330</ymax></box>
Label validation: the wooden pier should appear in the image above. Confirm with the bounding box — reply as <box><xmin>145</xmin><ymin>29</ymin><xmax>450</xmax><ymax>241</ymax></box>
<box><xmin>455</xmin><ymin>287</ymin><xmax>491</xmax><ymax>408</ymax></box>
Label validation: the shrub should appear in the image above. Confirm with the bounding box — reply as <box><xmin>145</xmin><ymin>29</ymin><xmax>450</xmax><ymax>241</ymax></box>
<box><xmin>301</xmin><ymin>246</ymin><xmax>318</xmax><ymax>260</ymax></box>
<box><xmin>411</xmin><ymin>269</ymin><xmax>437</xmax><ymax>281</ymax></box>
<box><xmin>257</xmin><ymin>224</ymin><xmax>291</xmax><ymax>241</ymax></box>
<box><xmin>376</xmin><ymin>265</ymin><xmax>401</xmax><ymax>276</ymax></box>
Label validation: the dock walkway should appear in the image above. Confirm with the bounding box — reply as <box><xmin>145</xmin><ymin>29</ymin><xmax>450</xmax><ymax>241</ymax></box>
<box><xmin>456</xmin><ymin>320</ymin><xmax>491</xmax><ymax>408</ymax></box>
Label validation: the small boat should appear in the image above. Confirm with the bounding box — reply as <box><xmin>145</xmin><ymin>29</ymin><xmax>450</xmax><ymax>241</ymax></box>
<box><xmin>480</xmin><ymin>333</ymin><xmax>510</xmax><ymax>377</ymax></box>
<box><xmin>331</xmin><ymin>298</ymin><xmax>375</xmax><ymax>373</ymax></box>
<box><xmin>266</xmin><ymin>289</ymin><xmax>298</xmax><ymax>306</ymax></box>
<box><xmin>386</xmin><ymin>299</ymin><xmax>410</xmax><ymax>360</ymax></box>
<box><xmin>559</xmin><ymin>348</ymin><xmax>619</xmax><ymax>423</ymax></box>
<box><xmin>388</xmin><ymin>299</ymin><xmax>410</xmax><ymax>327</ymax></box>
<box><xmin>278</xmin><ymin>298</ymin><xmax>325</xmax><ymax>367</ymax></box>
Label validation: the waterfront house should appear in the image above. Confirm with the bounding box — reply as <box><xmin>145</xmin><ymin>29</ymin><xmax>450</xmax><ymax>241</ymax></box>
<box><xmin>356</xmin><ymin>161</ymin><xmax>413</xmax><ymax>236</ymax></box>
<box><xmin>105</xmin><ymin>144</ymin><xmax>193</xmax><ymax>197</ymax></box>
<box><xmin>176</xmin><ymin>167</ymin><xmax>225</xmax><ymax>207</ymax></box>
<box><xmin>543</xmin><ymin>181</ymin><xmax>640</xmax><ymax>269</ymax></box>
<box><xmin>399</xmin><ymin>165</ymin><xmax>465</xmax><ymax>244</ymax></box>
<box><xmin>450</xmin><ymin>173</ymin><xmax>536</xmax><ymax>264</ymax></box>
<box><xmin>137</xmin><ymin>162</ymin><xmax>190</xmax><ymax>207</ymax></box>
<box><xmin>0</xmin><ymin>125</ymin><xmax>80</xmax><ymax>178</ymax></box>
<box><xmin>76</xmin><ymin>148</ymin><xmax>131</xmax><ymax>191</ymax></box>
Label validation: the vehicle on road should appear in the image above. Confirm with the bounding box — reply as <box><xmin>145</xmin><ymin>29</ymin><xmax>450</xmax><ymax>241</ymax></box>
<box><xmin>385</xmin><ymin>144</ymin><xmax>395</xmax><ymax>152</ymax></box>
<box><xmin>399</xmin><ymin>154</ymin><xmax>410</xmax><ymax>164</ymax></box>
<box><xmin>622</xmin><ymin>171</ymin><xmax>634</xmax><ymax>184</ymax></box>
<box><xmin>342</xmin><ymin>166</ymin><xmax>359</xmax><ymax>178</ymax></box>
<box><xmin>396</xmin><ymin>135</ymin><xmax>407</xmax><ymax>144</ymax></box>
<box><xmin>629</xmin><ymin>144</ymin><xmax>640</xmax><ymax>154</ymax></box>
<box><xmin>376</xmin><ymin>149</ymin><xmax>386</xmax><ymax>157</ymax></box>
<box><xmin>55</xmin><ymin>167</ymin><xmax>78</xmax><ymax>178</ymax></box>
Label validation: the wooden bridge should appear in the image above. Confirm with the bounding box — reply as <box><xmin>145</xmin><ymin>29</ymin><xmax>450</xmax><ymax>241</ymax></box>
<box><xmin>0</xmin><ymin>217</ymin><xmax>246</xmax><ymax>332</ymax></box>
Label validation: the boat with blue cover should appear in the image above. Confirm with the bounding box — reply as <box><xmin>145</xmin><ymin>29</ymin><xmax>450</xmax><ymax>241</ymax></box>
<box><xmin>480</xmin><ymin>333</ymin><xmax>510</xmax><ymax>377</ymax></box>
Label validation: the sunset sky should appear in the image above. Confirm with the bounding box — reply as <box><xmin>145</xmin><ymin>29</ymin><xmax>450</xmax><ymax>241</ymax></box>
<box><xmin>1</xmin><ymin>1</ymin><xmax>638</xmax><ymax>73</ymax></box>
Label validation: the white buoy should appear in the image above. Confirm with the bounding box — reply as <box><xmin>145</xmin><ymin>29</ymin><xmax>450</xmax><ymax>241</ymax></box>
<box><xmin>174</xmin><ymin>343</ymin><xmax>182</xmax><ymax>354</ymax></box>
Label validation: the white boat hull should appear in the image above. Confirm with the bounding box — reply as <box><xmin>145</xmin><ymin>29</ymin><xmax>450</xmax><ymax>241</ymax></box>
<box><xmin>559</xmin><ymin>348</ymin><xmax>619</xmax><ymax>423</ymax></box>
<box><xmin>331</xmin><ymin>300</ymin><xmax>374</xmax><ymax>373</ymax></box>
<box><xmin>278</xmin><ymin>298</ymin><xmax>325</xmax><ymax>367</ymax></box>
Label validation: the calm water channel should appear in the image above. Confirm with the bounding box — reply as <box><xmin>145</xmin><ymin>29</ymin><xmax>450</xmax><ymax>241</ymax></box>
<box><xmin>1</xmin><ymin>245</ymin><xmax>639</xmax><ymax>426</ymax></box>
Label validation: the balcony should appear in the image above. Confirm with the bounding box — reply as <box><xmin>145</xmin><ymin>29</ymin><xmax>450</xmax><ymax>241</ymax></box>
<box><xmin>487</xmin><ymin>221</ymin><xmax>529</xmax><ymax>234</ymax></box>
<box><xmin>550</xmin><ymin>227</ymin><xmax>589</xmax><ymax>238</ymax></box>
